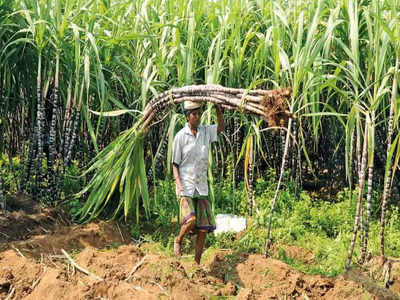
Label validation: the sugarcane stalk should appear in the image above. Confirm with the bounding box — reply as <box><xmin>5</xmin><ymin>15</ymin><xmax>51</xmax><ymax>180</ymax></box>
<box><xmin>60</xmin><ymin>82</ymin><xmax>72</xmax><ymax>159</ymax></box>
<box><xmin>233</xmin><ymin>116</ymin><xmax>241</xmax><ymax>186</ymax></box>
<box><xmin>49</xmin><ymin>54</ymin><xmax>59</xmax><ymax>169</ymax></box>
<box><xmin>356</xmin><ymin>112</ymin><xmax>362</xmax><ymax>175</ymax></box>
<box><xmin>138</xmin><ymin>87</ymin><xmax>294</xmax><ymax>130</ymax></box>
<box><xmin>265</xmin><ymin>118</ymin><xmax>293</xmax><ymax>257</ymax></box>
<box><xmin>359</xmin><ymin>202</ymin><xmax>365</xmax><ymax>256</ymax></box>
<box><xmin>97</xmin><ymin>117</ymin><xmax>106</xmax><ymax>150</ymax></box>
<box><xmin>0</xmin><ymin>72</ymin><xmax>3</xmax><ymax>154</ymax></box>
<box><xmin>151</xmin><ymin>84</ymin><xmax>271</xmax><ymax>101</ymax></box>
<box><xmin>140</xmin><ymin>85</ymin><xmax>292</xmax><ymax>123</ymax></box>
<box><xmin>147</xmin><ymin>123</ymin><xmax>167</xmax><ymax>188</ymax></box>
<box><xmin>361</xmin><ymin>151</ymin><xmax>374</xmax><ymax>262</ymax></box>
<box><xmin>0</xmin><ymin>173</ymin><xmax>5</xmax><ymax>214</ymax></box>
<box><xmin>345</xmin><ymin>121</ymin><xmax>368</xmax><ymax>271</ymax></box>
<box><xmin>247</xmin><ymin>135</ymin><xmax>254</xmax><ymax>216</ymax></box>
<box><xmin>153</xmin><ymin>124</ymin><xmax>168</xmax><ymax>172</ymax></box>
<box><xmin>64</xmin><ymin>110</ymin><xmax>80</xmax><ymax>168</ymax></box>
<box><xmin>357</xmin><ymin>112</ymin><xmax>365</xmax><ymax>250</ymax></box>
<box><xmin>348</xmin><ymin>127</ymin><xmax>355</xmax><ymax>204</ymax></box>
<box><xmin>48</xmin><ymin>79</ymin><xmax>58</xmax><ymax>202</ymax></box>
<box><xmin>0</xmin><ymin>76</ymin><xmax>5</xmax><ymax>213</ymax></box>
<box><xmin>18</xmin><ymin>137</ymin><xmax>26</xmax><ymax>193</ymax></box>
<box><xmin>35</xmin><ymin>53</ymin><xmax>44</xmax><ymax>202</ymax></box>
<box><xmin>280</xmin><ymin>128</ymin><xmax>286</xmax><ymax>174</ymax></box>
<box><xmin>293</xmin><ymin>119</ymin><xmax>302</xmax><ymax>195</ymax></box>
<box><xmin>172</xmin><ymin>96</ymin><xmax>266</xmax><ymax>115</ymax></box>
<box><xmin>380</xmin><ymin>57</ymin><xmax>399</xmax><ymax>258</ymax></box>
<box><xmin>290</xmin><ymin>122</ymin><xmax>295</xmax><ymax>180</ymax></box>
<box><xmin>22</xmin><ymin>128</ymin><xmax>37</xmax><ymax>193</ymax></box>
<box><xmin>63</xmin><ymin>108</ymin><xmax>75</xmax><ymax>164</ymax></box>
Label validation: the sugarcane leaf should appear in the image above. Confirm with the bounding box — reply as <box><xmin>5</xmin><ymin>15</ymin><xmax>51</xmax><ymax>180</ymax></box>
<box><xmin>366</xmin><ymin>116</ymin><xmax>375</xmax><ymax>167</ymax></box>
<box><xmin>106</xmin><ymin>174</ymin><xmax>120</xmax><ymax>203</ymax></box>
<box><xmin>138</xmin><ymin>145</ymin><xmax>150</xmax><ymax>217</ymax></box>
<box><xmin>89</xmin><ymin>108</ymin><xmax>142</xmax><ymax>117</ymax></box>
<box><xmin>345</xmin><ymin>107</ymin><xmax>356</xmax><ymax>182</ymax></box>
<box><xmin>114</xmin><ymin>149</ymin><xmax>135</xmax><ymax>220</ymax></box>
<box><xmin>236</xmin><ymin>132</ymin><xmax>248</xmax><ymax>166</ymax></box>
<box><xmin>389</xmin><ymin>134</ymin><xmax>400</xmax><ymax>184</ymax></box>
<box><xmin>167</xmin><ymin>112</ymin><xmax>178</xmax><ymax>175</ymax></box>
<box><xmin>125</xmin><ymin>175</ymin><xmax>137</xmax><ymax>220</ymax></box>
<box><xmin>82</xmin><ymin>105</ymin><xmax>99</xmax><ymax>153</ymax></box>
<box><xmin>252</xmin><ymin>121</ymin><xmax>266</xmax><ymax>161</ymax></box>
<box><xmin>299</xmin><ymin>126</ymin><xmax>314</xmax><ymax>177</ymax></box>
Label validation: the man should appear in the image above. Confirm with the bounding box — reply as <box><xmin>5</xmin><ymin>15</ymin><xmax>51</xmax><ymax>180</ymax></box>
<box><xmin>172</xmin><ymin>100</ymin><xmax>224</xmax><ymax>264</ymax></box>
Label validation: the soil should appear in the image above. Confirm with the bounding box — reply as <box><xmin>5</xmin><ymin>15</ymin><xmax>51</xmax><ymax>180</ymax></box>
<box><xmin>0</xmin><ymin>198</ymin><xmax>400</xmax><ymax>299</ymax></box>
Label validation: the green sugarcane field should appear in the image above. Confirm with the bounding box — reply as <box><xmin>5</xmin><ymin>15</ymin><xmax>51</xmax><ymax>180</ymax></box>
<box><xmin>0</xmin><ymin>0</ymin><xmax>400</xmax><ymax>299</ymax></box>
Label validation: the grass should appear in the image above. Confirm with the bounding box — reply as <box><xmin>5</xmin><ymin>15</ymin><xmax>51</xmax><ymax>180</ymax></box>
<box><xmin>100</xmin><ymin>241</ymin><xmax>121</xmax><ymax>251</ymax></box>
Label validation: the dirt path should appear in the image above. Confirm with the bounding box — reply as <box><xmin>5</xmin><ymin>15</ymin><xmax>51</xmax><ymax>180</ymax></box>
<box><xmin>0</xmin><ymin>209</ymin><xmax>399</xmax><ymax>299</ymax></box>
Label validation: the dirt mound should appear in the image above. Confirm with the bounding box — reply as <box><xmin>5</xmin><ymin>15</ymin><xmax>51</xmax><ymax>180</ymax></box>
<box><xmin>4</xmin><ymin>193</ymin><xmax>40</xmax><ymax>214</ymax></box>
<box><xmin>392</xmin><ymin>259</ymin><xmax>400</xmax><ymax>295</ymax></box>
<box><xmin>10</xmin><ymin>221</ymin><xmax>128</xmax><ymax>259</ymax></box>
<box><xmin>0</xmin><ymin>208</ymin><xmax>399</xmax><ymax>299</ymax></box>
<box><xmin>0</xmin><ymin>193</ymin><xmax>68</xmax><ymax>249</ymax></box>
<box><xmin>0</xmin><ymin>208</ymin><xmax>61</xmax><ymax>243</ymax></box>
<box><xmin>208</xmin><ymin>252</ymin><xmax>339</xmax><ymax>299</ymax></box>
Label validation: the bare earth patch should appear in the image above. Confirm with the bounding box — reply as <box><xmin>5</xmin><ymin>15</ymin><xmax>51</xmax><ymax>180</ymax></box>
<box><xmin>0</xmin><ymin>208</ymin><xmax>399</xmax><ymax>299</ymax></box>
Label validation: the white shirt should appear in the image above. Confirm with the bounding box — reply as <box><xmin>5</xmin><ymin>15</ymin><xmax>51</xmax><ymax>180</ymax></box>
<box><xmin>172</xmin><ymin>123</ymin><xmax>218</xmax><ymax>197</ymax></box>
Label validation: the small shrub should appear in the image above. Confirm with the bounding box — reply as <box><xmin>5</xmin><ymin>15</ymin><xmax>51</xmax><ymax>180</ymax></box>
<box><xmin>0</xmin><ymin>154</ymin><xmax>22</xmax><ymax>194</ymax></box>
<box><xmin>212</xmin><ymin>232</ymin><xmax>236</xmax><ymax>249</ymax></box>
<box><xmin>64</xmin><ymin>161</ymin><xmax>83</xmax><ymax>196</ymax></box>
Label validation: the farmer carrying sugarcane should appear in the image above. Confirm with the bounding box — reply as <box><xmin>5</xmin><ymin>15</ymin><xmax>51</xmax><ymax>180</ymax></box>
<box><xmin>172</xmin><ymin>100</ymin><xmax>224</xmax><ymax>264</ymax></box>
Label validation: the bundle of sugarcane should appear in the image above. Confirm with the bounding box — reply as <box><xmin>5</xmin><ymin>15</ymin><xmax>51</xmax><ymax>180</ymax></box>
<box><xmin>139</xmin><ymin>84</ymin><xmax>295</xmax><ymax>129</ymax></box>
<box><xmin>76</xmin><ymin>85</ymin><xmax>294</xmax><ymax>222</ymax></box>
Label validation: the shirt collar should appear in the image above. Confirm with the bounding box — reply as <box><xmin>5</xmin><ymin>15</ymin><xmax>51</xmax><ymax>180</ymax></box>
<box><xmin>183</xmin><ymin>122</ymin><xmax>198</xmax><ymax>137</ymax></box>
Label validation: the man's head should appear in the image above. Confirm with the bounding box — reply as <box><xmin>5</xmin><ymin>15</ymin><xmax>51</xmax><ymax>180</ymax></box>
<box><xmin>184</xmin><ymin>101</ymin><xmax>202</xmax><ymax>129</ymax></box>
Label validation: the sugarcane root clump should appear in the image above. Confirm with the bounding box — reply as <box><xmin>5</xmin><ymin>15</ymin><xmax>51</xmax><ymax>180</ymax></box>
<box><xmin>138</xmin><ymin>84</ymin><xmax>295</xmax><ymax>130</ymax></box>
<box><xmin>261</xmin><ymin>87</ymin><xmax>295</xmax><ymax>128</ymax></box>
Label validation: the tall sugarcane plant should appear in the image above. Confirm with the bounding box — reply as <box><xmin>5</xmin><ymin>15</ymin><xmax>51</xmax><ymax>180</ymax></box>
<box><xmin>342</xmin><ymin>0</ymin><xmax>400</xmax><ymax>268</ymax></box>
<box><xmin>379</xmin><ymin>0</ymin><xmax>400</xmax><ymax>258</ymax></box>
<box><xmin>264</xmin><ymin>0</ymin><xmax>341</xmax><ymax>256</ymax></box>
<box><xmin>380</xmin><ymin>57</ymin><xmax>399</xmax><ymax>258</ymax></box>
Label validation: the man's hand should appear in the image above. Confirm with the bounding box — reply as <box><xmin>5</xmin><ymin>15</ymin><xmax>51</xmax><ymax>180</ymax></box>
<box><xmin>173</xmin><ymin>163</ymin><xmax>183</xmax><ymax>196</ymax></box>
<box><xmin>213</xmin><ymin>103</ymin><xmax>222</xmax><ymax>112</ymax></box>
<box><xmin>214</xmin><ymin>103</ymin><xmax>224</xmax><ymax>133</ymax></box>
<box><xmin>176</xmin><ymin>184</ymin><xmax>183</xmax><ymax>196</ymax></box>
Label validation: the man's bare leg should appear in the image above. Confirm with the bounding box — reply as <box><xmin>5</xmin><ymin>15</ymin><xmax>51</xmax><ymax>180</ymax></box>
<box><xmin>174</xmin><ymin>218</ymin><xmax>195</xmax><ymax>257</ymax></box>
<box><xmin>195</xmin><ymin>231</ymin><xmax>207</xmax><ymax>264</ymax></box>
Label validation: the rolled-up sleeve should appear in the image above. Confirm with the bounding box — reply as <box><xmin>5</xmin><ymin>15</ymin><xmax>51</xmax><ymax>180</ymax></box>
<box><xmin>172</xmin><ymin>134</ymin><xmax>182</xmax><ymax>165</ymax></box>
<box><xmin>208</xmin><ymin>124</ymin><xmax>218</xmax><ymax>143</ymax></box>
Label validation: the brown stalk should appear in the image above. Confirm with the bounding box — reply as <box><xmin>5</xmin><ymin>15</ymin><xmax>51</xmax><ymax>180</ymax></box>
<box><xmin>139</xmin><ymin>85</ymin><xmax>294</xmax><ymax>130</ymax></box>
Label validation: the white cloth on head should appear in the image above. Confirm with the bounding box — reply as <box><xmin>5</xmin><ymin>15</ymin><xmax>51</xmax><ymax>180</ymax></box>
<box><xmin>172</xmin><ymin>123</ymin><xmax>218</xmax><ymax>197</ymax></box>
<box><xmin>184</xmin><ymin>100</ymin><xmax>202</xmax><ymax>110</ymax></box>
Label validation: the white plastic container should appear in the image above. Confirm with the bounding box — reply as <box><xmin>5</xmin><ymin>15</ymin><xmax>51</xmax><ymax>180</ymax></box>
<box><xmin>214</xmin><ymin>214</ymin><xmax>246</xmax><ymax>235</ymax></box>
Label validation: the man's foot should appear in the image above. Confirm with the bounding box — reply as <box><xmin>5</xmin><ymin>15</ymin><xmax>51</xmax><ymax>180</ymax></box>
<box><xmin>174</xmin><ymin>238</ymin><xmax>181</xmax><ymax>257</ymax></box>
